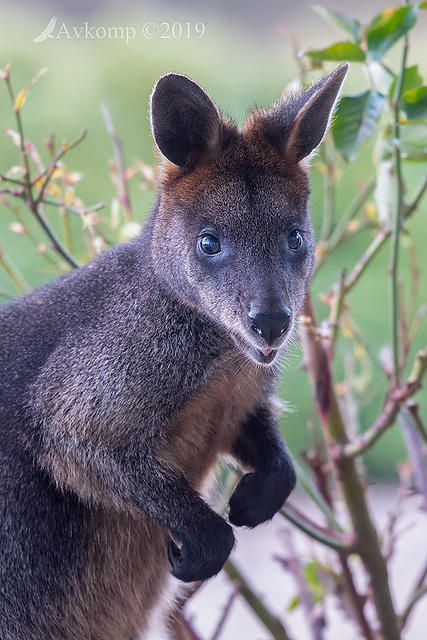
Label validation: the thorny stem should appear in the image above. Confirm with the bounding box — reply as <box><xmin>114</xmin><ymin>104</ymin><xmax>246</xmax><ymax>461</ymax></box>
<box><xmin>301</xmin><ymin>294</ymin><xmax>400</xmax><ymax>640</ymax></box>
<box><xmin>224</xmin><ymin>561</ymin><xmax>292</xmax><ymax>640</ymax></box>
<box><xmin>389</xmin><ymin>32</ymin><xmax>409</xmax><ymax>387</ymax></box>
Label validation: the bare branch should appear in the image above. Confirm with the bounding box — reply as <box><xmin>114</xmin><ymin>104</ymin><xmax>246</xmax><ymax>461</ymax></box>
<box><xmin>101</xmin><ymin>103</ymin><xmax>132</xmax><ymax>218</ymax></box>
<box><xmin>224</xmin><ymin>561</ymin><xmax>292</xmax><ymax>640</ymax></box>
<box><xmin>209</xmin><ymin>583</ymin><xmax>239</xmax><ymax>640</ymax></box>
<box><xmin>280</xmin><ymin>504</ymin><xmax>354</xmax><ymax>554</ymax></box>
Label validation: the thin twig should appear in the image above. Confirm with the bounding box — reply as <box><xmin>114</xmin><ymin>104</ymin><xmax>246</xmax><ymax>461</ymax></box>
<box><xmin>101</xmin><ymin>103</ymin><xmax>132</xmax><ymax>218</ymax></box>
<box><xmin>33</xmin><ymin>130</ymin><xmax>87</xmax><ymax>207</ymax></box>
<box><xmin>403</xmin><ymin>172</ymin><xmax>427</xmax><ymax>218</ymax></box>
<box><xmin>407</xmin><ymin>401</ymin><xmax>427</xmax><ymax>445</ymax></box>
<box><xmin>400</xmin><ymin>406</ymin><xmax>427</xmax><ymax>504</ymax></box>
<box><xmin>328</xmin><ymin>268</ymin><xmax>346</xmax><ymax>355</ymax></box>
<box><xmin>224</xmin><ymin>561</ymin><xmax>292</xmax><ymax>640</ymax></box>
<box><xmin>400</xmin><ymin>586</ymin><xmax>427</xmax><ymax>630</ymax></box>
<box><xmin>278</xmin><ymin>529</ymin><xmax>325</xmax><ymax>640</ymax></box>
<box><xmin>328</xmin><ymin>177</ymin><xmax>376</xmax><ymax>252</ymax></box>
<box><xmin>0</xmin><ymin>249</ymin><xmax>30</xmax><ymax>293</ymax></box>
<box><xmin>209</xmin><ymin>583</ymin><xmax>240</xmax><ymax>640</ymax></box>
<box><xmin>280</xmin><ymin>504</ymin><xmax>354</xmax><ymax>554</ymax></box>
<box><xmin>172</xmin><ymin>611</ymin><xmax>202</xmax><ymax>640</ymax></box>
<box><xmin>338</xmin><ymin>347</ymin><xmax>426</xmax><ymax>459</ymax></box>
<box><xmin>389</xmin><ymin>31</ymin><xmax>409</xmax><ymax>386</ymax></box>
<box><xmin>344</xmin><ymin>230</ymin><xmax>389</xmax><ymax>294</ymax></box>
<box><xmin>26</xmin><ymin>202</ymin><xmax>81</xmax><ymax>268</ymax></box>
<box><xmin>0</xmin><ymin>173</ymin><xmax>24</xmax><ymax>186</ymax></box>
<box><xmin>2</xmin><ymin>70</ymin><xmax>82</xmax><ymax>269</ymax></box>
<box><xmin>319</xmin><ymin>142</ymin><xmax>336</xmax><ymax>244</ymax></box>
<box><xmin>314</xmin><ymin>177</ymin><xmax>376</xmax><ymax>273</ymax></box>
<box><xmin>42</xmin><ymin>198</ymin><xmax>105</xmax><ymax>216</ymax></box>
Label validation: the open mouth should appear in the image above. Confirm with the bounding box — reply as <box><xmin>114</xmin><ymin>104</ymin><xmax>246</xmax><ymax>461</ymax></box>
<box><xmin>229</xmin><ymin>330</ymin><xmax>281</xmax><ymax>366</ymax></box>
<box><xmin>254</xmin><ymin>346</ymin><xmax>278</xmax><ymax>364</ymax></box>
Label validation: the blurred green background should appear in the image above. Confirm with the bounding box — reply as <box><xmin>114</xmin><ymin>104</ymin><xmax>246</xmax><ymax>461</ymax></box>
<box><xmin>0</xmin><ymin>0</ymin><xmax>426</xmax><ymax>478</ymax></box>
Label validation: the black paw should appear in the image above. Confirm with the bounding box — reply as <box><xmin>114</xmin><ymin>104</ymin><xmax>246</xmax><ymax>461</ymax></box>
<box><xmin>229</xmin><ymin>460</ymin><xmax>296</xmax><ymax>528</ymax></box>
<box><xmin>168</xmin><ymin>516</ymin><xmax>235</xmax><ymax>583</ymax></box>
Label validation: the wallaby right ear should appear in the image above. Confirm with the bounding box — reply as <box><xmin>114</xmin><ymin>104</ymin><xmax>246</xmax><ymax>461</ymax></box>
<box><xmin>255</xmin><ymin>63</ymin><xmax>348</xmax><ymax>164</ymax></box>
<box><xmin>150</xmin><ymin>73</ymin><xmax>223</xmax><ymax>170</ymax></box>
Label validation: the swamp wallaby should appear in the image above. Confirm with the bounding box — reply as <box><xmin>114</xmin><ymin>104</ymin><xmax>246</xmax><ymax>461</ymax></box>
<box><xmin>0</xmin><ymin>63</ymin><xmax>348</xmax><ymax>639</ymax></box>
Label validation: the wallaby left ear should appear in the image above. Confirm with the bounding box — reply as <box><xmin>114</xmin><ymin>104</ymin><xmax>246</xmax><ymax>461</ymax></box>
<box><xmin>286</xmin><ymin>63</ymin><xmax>348</xmax><ymax>162</ymax></box>
<box><xmin>150</xmin><ymin>73</ymin><xmax>223</xmax><ymax>171</ymax></box>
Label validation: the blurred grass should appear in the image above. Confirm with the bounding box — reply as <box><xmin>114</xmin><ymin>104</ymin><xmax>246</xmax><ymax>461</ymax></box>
<box><xmin>0</xmin><ymin>2</ymin><xmax>426</xmax><ymax>478</ymax></box>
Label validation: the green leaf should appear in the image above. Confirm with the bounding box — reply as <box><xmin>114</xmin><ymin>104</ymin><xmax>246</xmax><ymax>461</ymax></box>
<box><xmin>287</xmin><ymin>595</ymin><xmax>300</xmax><ymax>612</ymax></box>
<box><xmin>401</xmin><ymin>123</ymin><xmax>427</xmax><ymax>160</ymax></box>
<box><xmin>366</xmin><ymin>5</ymin><xmax>418</xmax><ymax>61</ymax></box>
<box><xmin>420</xmin><ymin>1</ymin><xmax>427</xmax><ymax>8</ymax></box>
<box><xmin>402</xmin><ymin>86</ymin><xmax>427</xmax><ymax>120</ymax></box>
<box><xmin>305</xmin><ymin>41</ymin><xmax>365</xmax><ymax>62</ymax></box>
<box><xmin>303</xmin><ymin>561</ymin><xmax>327</xmax><ymax>603</ymax></box>
<box><xmin>370</xmin><ymin>62</ymin><xmax>395</xmax><ymax>96</ymax></box>
<box><xmin>389</xmin><ymin>65</ymin><xmax>423</xmax><ymax>99</ymax></box>
<box><xmin>332</xmin><ymin>91</ymin><xmax>386</xmax><ymax>161</ymax></box>
<box><xmin>312</xmin><ymin>6</ymin><xmax>362</xmax><ymax>42</ymax></box>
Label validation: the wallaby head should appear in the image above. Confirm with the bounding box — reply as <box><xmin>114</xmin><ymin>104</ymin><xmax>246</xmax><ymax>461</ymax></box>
<box><xmin>149</xmin><ymin>64</ymin><xmax>348</xmax><ymax>365</ymax></box>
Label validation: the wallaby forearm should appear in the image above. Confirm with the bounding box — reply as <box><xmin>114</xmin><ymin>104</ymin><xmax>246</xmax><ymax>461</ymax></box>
<box><xmin>39</xmin><ymin>425</ymin><xmax>220</xmax><ymax>533</ymax></box>
<box><xmin>232</xmin><ymin>404</ymin><xmax>293</xmax><ymax>471</ymax></box>
<box><xmin>228</xmin><ymin>404</ymin><xmax>296</xmax><ymax>528</ymax></box>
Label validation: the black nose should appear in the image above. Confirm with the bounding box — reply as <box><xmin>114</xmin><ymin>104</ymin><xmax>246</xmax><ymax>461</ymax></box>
<box><xmin>248</xmin><ymin>306</ymin><xmax>292</xmax><ymax>345</ymax></box>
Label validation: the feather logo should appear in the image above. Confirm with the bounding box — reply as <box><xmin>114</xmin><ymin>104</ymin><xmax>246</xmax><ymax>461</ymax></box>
<box><xmin>33</xmin><ymin>16</ymin><xmax>57</xmax><ymax>44</ymax></box>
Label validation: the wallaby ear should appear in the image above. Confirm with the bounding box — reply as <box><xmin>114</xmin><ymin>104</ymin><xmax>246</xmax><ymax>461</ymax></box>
<box><xmin>261</xmin><ymin>63</ymin><xmax>348</xmax><ymax>164</ymax></box>
<box><xmin>150</xmin><ymin>73</ymin><xmax>222</xmax><ymax>170</ymax></box>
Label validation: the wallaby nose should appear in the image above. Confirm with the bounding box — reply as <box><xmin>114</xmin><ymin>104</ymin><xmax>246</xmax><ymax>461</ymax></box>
<box><xmin>248</xmin><ymin>306</ymin><xmax>292</xmax><ymax>345</ymax></box>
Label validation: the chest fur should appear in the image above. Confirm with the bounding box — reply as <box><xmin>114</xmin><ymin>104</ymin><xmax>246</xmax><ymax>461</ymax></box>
<box><xmin>164</xmin><ymin>353</ymin><xmax>265</xmax><ymax>488</ymax></box>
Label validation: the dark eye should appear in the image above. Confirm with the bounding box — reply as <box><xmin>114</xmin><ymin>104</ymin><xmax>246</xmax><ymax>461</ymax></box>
<box><xmin>199</xmin><ymin>233</ymin><xmax>221</xmax><ymax>255</ymax></box>
<box><xmin>288</xmin><ymin>229</ymin><xmax>303</xmax><ymax>251</ymax></box>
